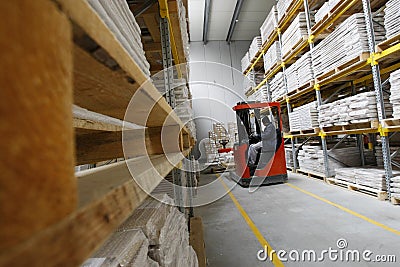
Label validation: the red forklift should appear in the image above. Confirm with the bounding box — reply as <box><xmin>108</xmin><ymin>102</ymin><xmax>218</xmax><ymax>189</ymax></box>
<box><xmin>231</xmin><ymin>102</ymin><xmax>287</xmax><ymax>187</ymax></box>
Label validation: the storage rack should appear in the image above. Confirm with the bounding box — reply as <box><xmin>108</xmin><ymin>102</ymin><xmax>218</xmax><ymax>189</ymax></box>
<box><xmin>244</xmin><ymin>0</ymin><xmax>400</xmax><ymax>203</ymax></box>
<box><xmin>0</xmin><ymin>0</ymin><xmax>196</xmax><ymax>265</ymax></box>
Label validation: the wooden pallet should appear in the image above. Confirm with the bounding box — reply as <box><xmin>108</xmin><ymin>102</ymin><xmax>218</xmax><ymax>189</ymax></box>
<box><xmin>290</xmin><ymin>128</ymin><xmax>320</xmax><ymax>136</ymax></box>
<box><xmin>326</xmin><ymin>178</ymin><xmax>388</xmax><ymax>201</ymax></box>
<box><xmin>264</xmin><ymin>60</ymin><xmax>282</xmax><ymax>76</ymax></box>
<box><xmin>296</xmin><ymin>169</ymin><xmax>326</xmax><ymax>180</ymax></box>
<box><xmin>376</xmin><ymin>33</ymin><xmax>400</xmax><ymax>52</ymax></box>
<box><xmin>322</xmin><ymin>120</ymin><xmax>379</xmax><ymax>135</ymax></box>
<box><xmin>282</xmin><ymin>36</ymin><xmax>308</xmax><ymax>63</ymax></box>
<box><xmin>316</xmin><ymin>52</ymin><xmax>370</xmax><ymax>84</ymax></box>
<box><xmin>287</xmin><ymin>80</ymin><xmax>314</xmax><ymax>99</ymax></box>
<box><xmin>391</xmin><ymin>196</ymin><xmax>400</xmax><ymax>205</ymax></box>
<box><xmin>382</xmin><ymin>118</ymin><xmax>400</xmax><ymax>132</ymax></box>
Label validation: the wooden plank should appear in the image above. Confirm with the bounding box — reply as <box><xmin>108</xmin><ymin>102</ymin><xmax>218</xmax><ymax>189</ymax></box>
<box><xmin>75</xmin><ymin>127</ymin><xmax>166</xmax><ymax>165</ymax></box>
<box><xmin>57</xmin><ymin>0</ymin><xmax>181</xmax><ymax>128</ymax></box>
<box><xmin>142</xmin><ymin>13</ymin><xmax>161</xmax><ymax>43</ymax></box>
<box><xmin>74</xmin><ymin>45</ymin><xmax>180</xmax><ymax>127</ymax></box>
<box><xmin>73</xmin><ymin>117</ymin><xmax>123</xmax><ymax>132</ymax></box>
<box><xmin>190</xmin><ymin>217</ymin><xmax>206</xmax><ymax>267</ymax></box>
<box><xmin>143</xmin><ymin>42</ymin><xmax>162</xmax><ymax>52</ymax></box>
<box><xmin>0</xmin><ymin>152</ymin><xmax>188</xmax><ymax>267</ymax></box>
<box><xmin>0</xmin><ymin>0</ymin><xmax>76</xmax><ymax>250</ymax></box>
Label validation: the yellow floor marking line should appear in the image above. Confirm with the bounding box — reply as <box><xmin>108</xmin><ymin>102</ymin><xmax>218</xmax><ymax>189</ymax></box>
<box><xmin>287</xmin><ymin>183</ymin><xmax>400</xmax><ymax>236</ymax></box>
<box><xmin>218</xmin><ymin>175</ymin><xmax>285</xmax><ymax>267</ymax></box>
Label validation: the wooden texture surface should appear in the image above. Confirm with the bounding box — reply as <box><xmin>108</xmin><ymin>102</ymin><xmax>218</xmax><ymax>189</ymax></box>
<box><xmin>75</xmin><ymin>127</ymin><xmax>166</xmax><ymax>165</ymax></box>
<box><xmin>58</xmin><ymin>0</ymin><xmax>181</xmax><ymax>128</ymax></box>
<box><xmin>0</xmin><ymin>0</ymin><xmax>76</xmax><ymax>249</ymax></box>
<box><xmin>0</xmin><ymin>152</ymin><xmax>187</xmax><ymax>266</ymax></box>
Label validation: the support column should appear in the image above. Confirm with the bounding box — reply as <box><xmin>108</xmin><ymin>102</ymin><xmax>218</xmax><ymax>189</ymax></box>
<box><xmin>362</xmin><ymin>0</ymin><xmax>393</xmax><ymax>199</ymax></box>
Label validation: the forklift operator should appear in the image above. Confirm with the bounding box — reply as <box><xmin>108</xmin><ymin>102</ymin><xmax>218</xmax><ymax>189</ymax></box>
<box><xmin>248</xmin><ymin>116</ymin><xmax>277</xmax><ymax>167</ymax></box>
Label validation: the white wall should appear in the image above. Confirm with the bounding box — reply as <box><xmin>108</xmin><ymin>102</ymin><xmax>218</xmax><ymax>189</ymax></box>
<box><xmin>188</xmin><ymin>40</ymin><xmax>250</xmax><ymax>156</ymax></box>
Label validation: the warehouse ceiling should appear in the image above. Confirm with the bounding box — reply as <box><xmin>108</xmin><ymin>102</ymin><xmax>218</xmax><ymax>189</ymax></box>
<box><xmin>188</xmin><ymin>0</ymin><xmax>275</xmax><ymax>42</ymax></box>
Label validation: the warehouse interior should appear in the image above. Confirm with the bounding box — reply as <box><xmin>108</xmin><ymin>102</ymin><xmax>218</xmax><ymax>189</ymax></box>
<box><xmin>1</xmin><ymin>0</ymin><xmax>400</xmax><ymax>266</ymax></box>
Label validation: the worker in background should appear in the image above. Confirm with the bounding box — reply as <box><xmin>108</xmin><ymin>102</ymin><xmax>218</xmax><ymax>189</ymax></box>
<box><xmin>248</xmin><ymin>116</ymin><xmax>277</xmax><ymax>167</ymax></box>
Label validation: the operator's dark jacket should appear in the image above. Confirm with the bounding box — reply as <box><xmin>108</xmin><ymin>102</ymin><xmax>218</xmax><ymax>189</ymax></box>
<box><xmin>261</xmin><ymin>122</ymin><xmax>276</xmax><ymax>152</ymax></box>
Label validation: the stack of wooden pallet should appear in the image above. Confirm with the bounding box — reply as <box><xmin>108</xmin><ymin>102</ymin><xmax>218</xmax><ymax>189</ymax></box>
<box><xmin>389</xmin><ymin>69</ymin><xmax>400</xmax><ymax>118</ymax></box>
<box><xmin>384</xmin><ymin>0</ymin><xmax>400</xmax><ymax>40</ymax></box>
<box><xmin>312</xmin><ymin>13</ymin><xmax>386</xmax><ymax>77</ymax></box>
<box><xmin>286</xmin><ymin>52</ymin><xmax>314</xmax><ymax>93</ymax></box>
<box><xmin>281</xmin><ymin>12</ymin><xmax>313</xmax><ymax>58</ymax></box>
<box><xmin>88</xmin><ymin>0</ymin><xmax>151</xmax><ymax>77</ymax></box>
<box><xmin>241</xmin><ymin>52</ymin><xmax>251</xmax><ymax>73</ymax></box>
<box><xmin>249</xmin><ymin>36</ymin><xmax>263</xmax><ymax>60</ymax></box>
<box><xmin>270</xmin><ymin>72</ymin><xmax>286</xmax><ymax>101</ymax></box>
<box><xmin>263</xmin><ymin>41</ymin><xmax>281</xmax><ymax>72</ymax></box>
<box><xmin>83</xmin><ymin>196</ymin><xmax>198</xmax><ymax>267</ymax></box>
<box><xmin>289</xmin><ymin>101</ymin><xmax>319</xmax><ymax>132</ymax></box>
<box><xmin>318</xmin><ymin>91</ymin><xmax>379</xmax><ymax>127</ymax></box>
<box><xmin>260</xmin><ymin>6</ymin><xmax>278</xmax><ymax>44</ymax></box>
<box><xmin>277</xmin><ymin>0</ymin><xmax>295</xmax><ymax>22</ymax></box>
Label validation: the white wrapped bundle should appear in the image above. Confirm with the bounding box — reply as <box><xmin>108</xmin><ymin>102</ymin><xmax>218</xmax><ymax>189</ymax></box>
<box><xmin>277</xmin><ymin>0</ymin><xmax>295</xmax><ymax>22</ymax></box>
<box><xmin>260</xmin><ymin>6</ymin><xmax>278</xmax><ymax>44</ymax></box>
<box><xmin>315</xmin><ymin>2</ymin><xmax>329</xmax><ymax>24</ymax></box>
<box><xmin>270</xmin><ymin>72</ymin><xmax>285</xmax><ymax>101</ymax></box>
<box><xmin>289</xmin><ymin>101</ymin><xmax>318</xmax><ymax>131</ymax></box>
<box><xmin>384</xmin><ymin>0</ymin><xmax>400</xmax><ymax>39</ymax></box>
<box><xmin>88</xmin><ymin>0</ymin><xmax>151</xmax><ymax>77</ymax></box>
<box><xmin>263</xmin><ymin>41</ymin><xmax>281</xmax><ymax>72</ymax></box>
<box><xmin>296</xmin><ymin>52</ymin><xmax>314</xmax><ymax>87</ymax></box>
<box><xmin>312</xmin><ymin>13</ymin><xmax>386</xmax><ymax>77</ymax></box>
<box><xmin>389</xmin><ymin>69</ymin><xmax>400</xmax><ymax>118</ymax></box>
<box><xmin>249</xmin><ymin>36</ymin><xmax>262</xmax><ymax>60</ymax></box>
<box><xmin>285</xmin><ymin>62</ymin><xmax>298</xmax><ymax>93</ymax></box>
<box><xmin>281</xmin><ymin>12</ymin><xmax>313</xmax><ymax>58</ymax></box>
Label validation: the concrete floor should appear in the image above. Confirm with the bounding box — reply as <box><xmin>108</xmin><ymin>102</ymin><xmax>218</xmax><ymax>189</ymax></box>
<box><xmin>194</xmin><ymin>171</ymin><xmax>400</xmax><ymax>267</ymax></box>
